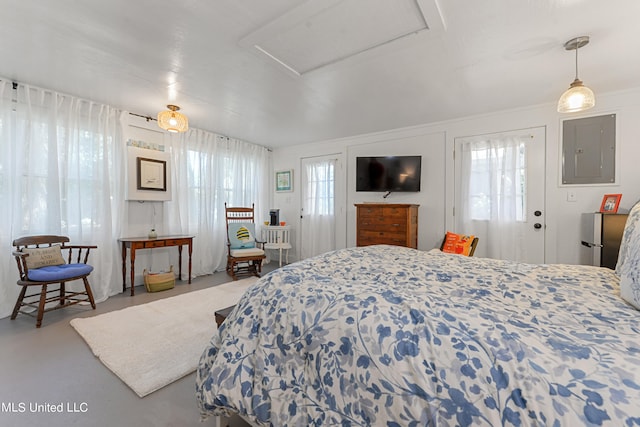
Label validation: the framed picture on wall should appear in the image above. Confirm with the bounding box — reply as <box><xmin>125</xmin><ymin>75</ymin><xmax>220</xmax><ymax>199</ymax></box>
<box><xmin>599</xmin><ymin>193</ymin><xmax>622</xmax><ymax>213</ymax></box>
<box><xmin>275</xmin><ymin>170</ymin><xmax>293</xmax><ymax>192</ymax></box>
<box><xmin>137</xmin><ymin>157</ymin><xmax>167</xmax><ymax>191</ymax></box>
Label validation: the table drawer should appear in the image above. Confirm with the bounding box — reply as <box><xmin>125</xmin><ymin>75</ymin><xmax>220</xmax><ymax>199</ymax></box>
<box><xmin>165</xmin><ymin>238</ymin><xmax>189</xmax><ymax>246</ymax></box>
<box><xmin>144</xmin><ymin>240</ymin><xmax>166</xmax><ymax>248</ymax></box>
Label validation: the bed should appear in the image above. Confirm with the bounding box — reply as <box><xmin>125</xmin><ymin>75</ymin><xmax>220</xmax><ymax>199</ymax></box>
<box><xmin>196</xmin><ymin>203</ymin><xmax>640</xmax><ymax>426</ymax></box>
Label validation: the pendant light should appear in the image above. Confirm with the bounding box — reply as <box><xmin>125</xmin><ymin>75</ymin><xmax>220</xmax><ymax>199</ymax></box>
<box><xmin>557</xmin><ymin>36</ymin><xmax>595</xmax><ymax>113</ymax></box>
<box><xmin>157</xmin><ymin>104</ymin><xmax>189</xmax><ymax>133</ymax></box>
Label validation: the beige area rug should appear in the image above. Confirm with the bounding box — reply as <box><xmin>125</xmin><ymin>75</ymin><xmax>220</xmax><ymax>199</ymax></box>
<box><xmin>70</xmin><ymin>277</ymin><xmax>257</xmax><ymax>397</ymax></box>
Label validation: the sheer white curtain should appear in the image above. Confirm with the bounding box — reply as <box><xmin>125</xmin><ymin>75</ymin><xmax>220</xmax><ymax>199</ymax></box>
<box><xmin>301</xmin><ymin>157</ymin><xmax>336</xmax><ymax>258</ymax></box>
<box><xmin>165</xmin><ymin>132</ymin><xmax>270</xmax><ymax>275</ymax></box>
<box><xmin>456</xmin><ymin>136</ymin><xmax>526</xmax><ymax>260</ymax></box>
<box><xmin>0</xmin><ymin>80</ymin><xmax>126</xmax><ymax>318</ymax></box>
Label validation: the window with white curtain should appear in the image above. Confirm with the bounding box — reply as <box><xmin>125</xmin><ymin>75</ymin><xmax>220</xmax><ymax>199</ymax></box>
<box><xmin>465</xmin><ymin>141</ymin><xmax>527</xmax><ymax>222</ymax></box>
<box><xmin>456</xmin><ymin>134</ymin><xmax>532</xmax><ymax>261</ymax></box>
<box><xmin>0</xmin><ymin>81</ymin><xmax>123</xmax><ymax>319</ymax></box>
<box><xmin>300</xmin><ymin>157</ymin><xmax>336</xmax><ymax>259</ymax></box>
<box><xmin>166</xmin><ymin>131</ymin><xmax>270</xmax><ymax>275</ymax></box>
<box><xmin>0</xmin><ymin>80</ymin><xmax>271</xmax><ymax>319</ymax></box>
<box><xmin>303</xmin><ymin>160</ymin><xmax>335</xmax><ymax>217</ymax></box>
<box><xmin>184</xmin><ymin>147</ymin><xmax>267</xmax><ymax>230</ymax></box>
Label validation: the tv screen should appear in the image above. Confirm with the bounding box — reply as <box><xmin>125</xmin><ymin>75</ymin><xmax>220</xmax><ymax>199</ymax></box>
<box><xmin>356</xmin><ymin>156</ymin><xmax>421</xmax><ymax>192</ymax></box>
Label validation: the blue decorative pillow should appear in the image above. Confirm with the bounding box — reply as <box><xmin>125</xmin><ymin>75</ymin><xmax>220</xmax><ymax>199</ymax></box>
<box><xmin>616</xmin><ymin>200</ymin><xmax>640</xmax><ymax>310</ymax></box>
<box><xmin>228</xmin><ymin>222</ymin><xmax>257</xmax><ymax>249</ymax></box>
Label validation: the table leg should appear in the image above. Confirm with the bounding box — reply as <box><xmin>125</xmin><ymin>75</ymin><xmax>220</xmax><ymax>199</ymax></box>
<box><xmin>188</xmin><ymin>241</ymin><xmax>193</xmax><ymax>284</ymax></box>
<box><xmin>178</xmin><ymin>245</ymin><xmax>183</xmax><ymax>281</ymax></box>
<box><xmin>121</xmin><ymin>242</ymin><xmax>127</xmax><ymax>293</ymax></box>
<box><xmin>130</xmin><ymin>247</ymin><xmax>136</xmax><ymax>296</ymax></box>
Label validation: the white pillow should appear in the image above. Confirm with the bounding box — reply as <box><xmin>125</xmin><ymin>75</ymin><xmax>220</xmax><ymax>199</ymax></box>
<box><xmin>616</xmin><ymin>201</ymin><xmax>640</xmax><ymax>309</ymax></box>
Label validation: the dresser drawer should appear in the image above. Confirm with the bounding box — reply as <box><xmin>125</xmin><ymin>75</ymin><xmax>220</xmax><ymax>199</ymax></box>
<box><xmin>381</xmin><ymin>207</ymin><xmax>409</xmax><ymax>218</ymax></box>
<box><xmin>359</xmin><ymin>214</ymin><xmax>406</xmax><ymax>225</ymax></box>
<box><xmin>359</xmin><ymin>230</ymin><xmax>407</xmax><ymax>245</ymax></box>
<box><xmin>357</xmin><ymin>222</ymin><xmax>406</xmax><ymax>232</ymax></box>
<box><xmin>357</xmin><ymin>206</ymin><xmax>383</xmax><ymax>217</ymax></box>
<box><xmin>359</xmin><ymin>208</ymin><xmax>406</xmax><ymax>221</ymax></box>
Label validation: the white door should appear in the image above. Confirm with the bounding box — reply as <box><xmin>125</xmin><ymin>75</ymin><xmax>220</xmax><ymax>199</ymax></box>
<box><xmin>454</xmin><ymin>127</ymin><xmax>546</xmax><ymax>263</ymax></box>
<box><xmin>300</xmin><ymin>155</ymin><xmax>341</xmax><ymax>259</ymax></box>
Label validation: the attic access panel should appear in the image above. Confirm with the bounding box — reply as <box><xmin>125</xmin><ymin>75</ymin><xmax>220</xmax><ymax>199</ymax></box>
<box><xmin>240</xmin><ymin>0</ymin><xmax>445</xmax><ymax>76</ymax></box>
<box><xmin>562</xmin><ymin>114</ymin><xmax>616</xmax><ymax>185</ymax></box>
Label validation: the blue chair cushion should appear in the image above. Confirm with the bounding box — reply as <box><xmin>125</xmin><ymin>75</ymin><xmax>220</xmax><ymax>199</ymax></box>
<box><xmin>27</xmin><ymin>263</ymin><xmax>94</xmax><ymax>282</ymax></box>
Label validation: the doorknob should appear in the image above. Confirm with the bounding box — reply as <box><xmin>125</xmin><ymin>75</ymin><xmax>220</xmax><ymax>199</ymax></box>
<box><xmin>534</xmin><ymin>223</ymin><xmax>542</xmax><ymax>229</ymax></box>
<box><xmin>534</xmin><ymin>210</ymin><xmax>542</xmax><ymax>216</ymax></box>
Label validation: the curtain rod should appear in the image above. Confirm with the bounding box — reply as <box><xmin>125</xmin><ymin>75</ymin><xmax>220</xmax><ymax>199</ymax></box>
<box><xmin>128</xmin><ymin>111</ymin><xmax>156</xmax><ymax>122</ymax></box>
<box><xmin>126</xmin><ymin>111</ymin><xmax>272</xmax><ymax>152</ymax></box>
<box><xmin>3</xmin><ymin>81</ymin><xmax>272</xmax><ymax>153</ymax></box>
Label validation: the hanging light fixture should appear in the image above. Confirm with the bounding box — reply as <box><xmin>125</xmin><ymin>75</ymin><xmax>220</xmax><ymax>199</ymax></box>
<box><xmin>157</xmin><ymin>104</ymin><xmax>189</xmax><ymax>133</ymax></box>
<box><xmin>557</xmin><ymin>36</ymin><xmax>595</xmax><ymax>113</ymax></box>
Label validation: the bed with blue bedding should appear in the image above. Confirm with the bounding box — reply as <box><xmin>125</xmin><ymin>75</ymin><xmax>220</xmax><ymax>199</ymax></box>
<box><xmin>196</xmin><ymin>205</ymin><xmax>640</xmax><ymax>426</ymax></box>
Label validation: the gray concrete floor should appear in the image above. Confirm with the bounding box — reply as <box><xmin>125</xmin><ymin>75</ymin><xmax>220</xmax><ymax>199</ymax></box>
<box><xmin>0</xmin><ymin>265</ymin><xmax>277</xmax><ymax>427</ymax></box>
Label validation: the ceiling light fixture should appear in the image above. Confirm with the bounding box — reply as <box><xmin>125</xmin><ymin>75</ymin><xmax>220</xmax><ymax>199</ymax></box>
<box><xmin>157</xmin><ymin>104</ymin><xmax>189</xmax><ymax>133</ymax></box>
<box><xmin>557</xmin><ymin>36</ymin><xmax>595</xmax><ymax>113</ymax></box>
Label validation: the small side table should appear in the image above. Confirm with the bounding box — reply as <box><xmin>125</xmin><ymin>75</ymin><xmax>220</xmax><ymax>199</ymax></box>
<box><xmin>215</xmin><ymin>305</ymin><xmax>236</xmax><ymax>328</ymax></box>
<box><xmin>119</xmin><ymin>235</ymin><xmax>194</xmax><ymax>296</ymax></box>
<box><xmin>262</xmin><ymin>225</ymin><xmax>292</xmax><ymax>267</ymax></box>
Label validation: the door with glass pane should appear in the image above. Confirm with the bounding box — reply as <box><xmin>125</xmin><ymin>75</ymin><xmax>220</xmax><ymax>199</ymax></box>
<box><xmin>300</xmin><ymin>156</ymin><xmax>338</xmax><ymax>259</ymax></box>
<box><xmin>454</xmin><ymin>127</ymin><xmax>545</xmax><ymax>263</ymax></box>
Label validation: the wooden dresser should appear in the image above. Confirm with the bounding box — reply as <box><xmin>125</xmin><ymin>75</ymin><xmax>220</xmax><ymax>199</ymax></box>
<box><xmin>355</xmin><ymin>203</ymin><xmax>419</xmax><ymax>249</ymax></box>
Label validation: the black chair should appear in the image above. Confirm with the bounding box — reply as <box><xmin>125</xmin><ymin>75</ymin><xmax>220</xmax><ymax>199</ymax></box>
<box><xmin>12</xmin><ymin>235</ymin><xmax>97</xmax><ymax>327</ymax></box>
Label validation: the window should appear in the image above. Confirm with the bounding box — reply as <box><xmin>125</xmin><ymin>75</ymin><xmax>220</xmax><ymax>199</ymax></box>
<box><xmin>465</xmin><ymin>139</ymin><xmax>526</xmax><ymax>222</ymax></box>
<box><xmin>303</xmin><ymin>160</ymin><xmax>335</xmax><ymax>216</ymax></box>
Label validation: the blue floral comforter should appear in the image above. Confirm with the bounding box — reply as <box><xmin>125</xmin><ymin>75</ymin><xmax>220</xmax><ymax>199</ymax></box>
<box><xmin>196</xmin><ymin>245</ymin><xmax>640</xmax><ymax>426</ymax></box>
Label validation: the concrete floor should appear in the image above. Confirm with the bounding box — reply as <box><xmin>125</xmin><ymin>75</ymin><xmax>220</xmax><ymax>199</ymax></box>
<box><xmin>0</xmin><ymin>265</ymin><xmax>277</xmax><ymax>427</ymax></box>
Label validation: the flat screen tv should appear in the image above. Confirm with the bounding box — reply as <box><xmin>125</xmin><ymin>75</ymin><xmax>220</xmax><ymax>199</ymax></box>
<box><xmin>356</xmin><ymin>156</ymin><xmax>422</xmax><ymax>192</ymax></box>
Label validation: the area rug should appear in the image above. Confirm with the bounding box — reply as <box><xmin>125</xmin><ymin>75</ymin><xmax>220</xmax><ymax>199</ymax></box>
<box><xmin>70</xmin><ymin>277</ymin><xmax>257</xmax><ymax>397</ymax></box>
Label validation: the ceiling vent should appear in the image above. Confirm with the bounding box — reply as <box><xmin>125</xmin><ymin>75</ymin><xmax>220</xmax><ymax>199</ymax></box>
<box><xmin>239</xmin><ymin>0</ymin><xmax>446</xmax><ymax>76</ymax></box>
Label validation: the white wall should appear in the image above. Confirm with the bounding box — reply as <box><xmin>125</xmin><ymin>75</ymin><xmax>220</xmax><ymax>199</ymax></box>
<box><xmin>346</xmin><ymin>132</ymin><xmax>446</xmax><ymax>251</ymax></box>
<box><xmin>120</xmin><ymin>114</ymin><xmax>179</xmax><ymax>285</ymax></box>
<box><xmin>272</xmin><ymin>87</ymin><xmax>640</xmax><ymax>265</ymax></box>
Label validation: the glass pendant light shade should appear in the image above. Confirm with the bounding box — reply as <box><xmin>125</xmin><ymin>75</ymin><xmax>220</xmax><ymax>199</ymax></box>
<box><xmin>157</xmin><ymin>105</ymin><xmax>188</xmax><ymax>133</ymax></box>
<box><xmin>557</xmin><ymin>78</ymin><xmax>595</xmax><ymax>113</ymax></box>
<box><xmin>557</xmin><ymin>36</ymin><xmax>595</xmax><ymax>113</ymax></box>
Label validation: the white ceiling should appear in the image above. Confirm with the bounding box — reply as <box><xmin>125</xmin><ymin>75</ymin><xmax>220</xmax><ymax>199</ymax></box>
<box><xmin>1</xmin><ymin>0</ymin><xmax>639</xmax><ymax>148</ymax></box>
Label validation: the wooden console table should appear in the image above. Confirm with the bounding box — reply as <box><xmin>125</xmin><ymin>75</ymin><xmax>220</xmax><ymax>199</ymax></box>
<box><xmin>119</xmin><ymin>235</ymin><xmax>194</xmax><ymax>296</ymax></box>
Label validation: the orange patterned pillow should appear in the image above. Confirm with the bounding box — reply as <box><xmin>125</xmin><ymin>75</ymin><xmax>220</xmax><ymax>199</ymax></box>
<box><xmin>442</xmin><ymin>231</ymin><xmax>475</xmax><ymax>256</ymax></box>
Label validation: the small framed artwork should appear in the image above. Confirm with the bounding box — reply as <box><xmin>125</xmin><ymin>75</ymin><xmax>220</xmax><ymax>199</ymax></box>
<box><xmin>137</xmin><ymin>157</ymin><xmax>167</xmax><ymax>191</ymax></box>
<box><xmin>275</xmin><ymin>170</ymin><xmax>293</xmax><ymax>192</ymax></box>
<box><xmin>599</xmin><ymin>193</ymin><xmax>622</xmax><ymax>213</ymax></box>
